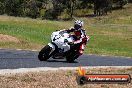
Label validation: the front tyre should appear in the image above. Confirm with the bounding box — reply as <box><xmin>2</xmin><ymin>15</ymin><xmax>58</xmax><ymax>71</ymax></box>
<box><xmin>38</xmin><ymin>45</ymin><xmax>52</xmax><ymax>61</ymax></box>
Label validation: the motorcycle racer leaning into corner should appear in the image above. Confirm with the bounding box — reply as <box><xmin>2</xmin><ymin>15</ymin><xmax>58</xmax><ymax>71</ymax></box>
<box><xmin>60</xmin><ymin>20</ymin><xmax>90</xmax><ymax>58</ymax></box>
<box><xmin>38</xmin><ymin>20</ymin><xmax>90</xmax><ymax>62</ymax></box>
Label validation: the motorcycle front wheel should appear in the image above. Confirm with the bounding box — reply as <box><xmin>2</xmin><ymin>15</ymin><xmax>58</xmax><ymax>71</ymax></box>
<box><xmin>38</xmin><ymin>45</ymin><xmax>52</xmax><ymax>61</ymax></box>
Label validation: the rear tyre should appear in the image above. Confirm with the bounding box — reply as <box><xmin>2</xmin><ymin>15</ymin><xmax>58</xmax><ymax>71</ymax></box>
<box><xmin>38</xmin><ymin>45</ymin><xmax>52</xmax><ymax>61</ymax></box>
<box><xmin>66</xmin><ymin>51</ymin><xmax>80</xmax><ymax>63</ymax></box>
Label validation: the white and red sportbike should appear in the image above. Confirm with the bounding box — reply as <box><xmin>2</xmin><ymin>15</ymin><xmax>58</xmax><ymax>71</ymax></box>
<box><xmin>38</xmin><ymin>30</ymin><xmax>81</xmax><ymax>62</ymax></box>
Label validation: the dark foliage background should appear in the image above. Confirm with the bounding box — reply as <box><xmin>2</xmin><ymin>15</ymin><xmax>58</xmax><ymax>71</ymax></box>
<box><xmin>0</xmin><ymin>0</ymin><xmax>129</xmax><ymax>20</ymax></box>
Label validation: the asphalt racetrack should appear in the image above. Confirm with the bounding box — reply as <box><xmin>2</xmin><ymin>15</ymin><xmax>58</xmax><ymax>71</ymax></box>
<box><xmin>0</xmin><ymin>49</ymin><xmax>132</xmax><ymax>69</ymax></box>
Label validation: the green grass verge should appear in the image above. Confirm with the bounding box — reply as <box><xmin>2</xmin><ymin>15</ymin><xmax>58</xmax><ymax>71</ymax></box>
<box><xmin>0</xmin><ymin>4</ymin><xmax>132</xmax><ymax>57</ymax></box>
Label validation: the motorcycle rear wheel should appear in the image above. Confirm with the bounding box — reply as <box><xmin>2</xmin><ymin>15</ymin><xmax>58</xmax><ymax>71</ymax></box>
<box><xmin>66</xmin><ymin>51</ymin><xmax>80</xmax><ymax>63</ymax></box>
<box><xmin>38</xmin><ymin>45</ymin><xmax>52</xmax><ymax>61</ymax></box>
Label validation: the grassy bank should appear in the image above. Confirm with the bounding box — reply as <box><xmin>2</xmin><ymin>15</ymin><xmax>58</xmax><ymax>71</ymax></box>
<box><xmin>0</xmin><ymin>4</ymin><xmax>132</xmax><ymax>57</ymax></box>
<box><xmin>0</xmin><ymin>67</ymin><xmax>132</xmax><ymax>88</ymax></box>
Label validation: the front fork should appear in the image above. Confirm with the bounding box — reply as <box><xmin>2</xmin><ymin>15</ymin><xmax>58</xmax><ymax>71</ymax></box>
<box><xmin>48</xmin><ymin>43</ymin><xmax>56</xmax><ymax>56</ymax></box>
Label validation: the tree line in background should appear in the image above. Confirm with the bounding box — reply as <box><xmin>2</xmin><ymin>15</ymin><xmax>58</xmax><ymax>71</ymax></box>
<box><xmin>0</xmin><ymin>0</ymin><xmax>130</xmax><ymax>20</ymax></box>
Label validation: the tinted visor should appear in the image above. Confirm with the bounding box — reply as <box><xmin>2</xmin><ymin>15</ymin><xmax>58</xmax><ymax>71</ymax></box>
<box><xmin>74</xmin><ymin>24</ymin><xmax>81</xmax><ymax>30</ymax></box>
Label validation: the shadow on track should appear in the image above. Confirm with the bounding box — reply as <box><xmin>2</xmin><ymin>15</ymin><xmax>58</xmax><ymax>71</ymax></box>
<box><xmin>47</xmin><ymin>60</ymin><xmax>78</xmax><ymax>63</ymax></box>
